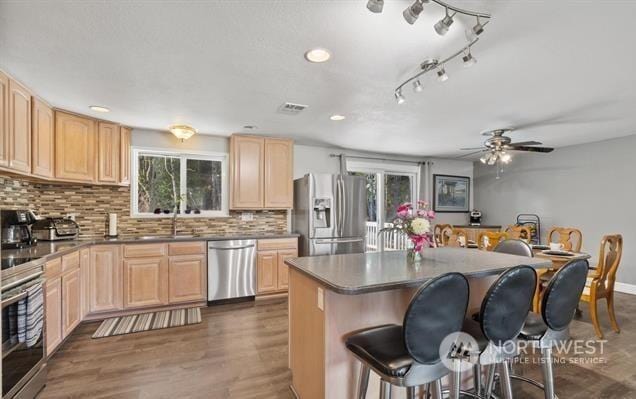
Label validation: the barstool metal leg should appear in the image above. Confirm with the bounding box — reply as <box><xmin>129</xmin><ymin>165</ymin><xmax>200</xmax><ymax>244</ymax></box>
<box><xmin>473</xmin><ymin>364</ymin><xmax>483</xmax><ymax>396</ymax></box>
<box><xmin>357</xmin><ymin>364</ymin><xmax>370</xmax><ymax>399</ymax></box>
<box><xmin>431</xmin><ymin>380</ymin><xmax>443</xmax><ymax>399</ymax></box>
<box><xmin>541</xmin><ymin>347</ymin><xmax>556</xmax><ymax>399</ymax></box>
<box><xmin>406</xmin><ymin>386</ymin><xmax>416</xmax><ymax>399</ymax></box>
<box><xmin>380</xmin><ymin>380</ymin><xmax>392</xmax><ymax>399</ymax></box>
<box><xmin>499</xmin><ymin>360</ymin><xmax>514</xmax><ymax>399</ymax></box>
<box><xmin>450</xmin><ymin>359</ymin><xmax>461</xmax><ymax>399</ymax></box>
<box><xmin>485</xmin><ymin>363</ymin><xmax>496</xmax><ymax>397</ymax></box>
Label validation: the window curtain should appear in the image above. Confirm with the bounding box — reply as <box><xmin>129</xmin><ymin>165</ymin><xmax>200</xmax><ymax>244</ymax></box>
<box><xmin>419</xmin><ymin>160</ymin><xmax>434</xmax><ymax>206</ymax></box>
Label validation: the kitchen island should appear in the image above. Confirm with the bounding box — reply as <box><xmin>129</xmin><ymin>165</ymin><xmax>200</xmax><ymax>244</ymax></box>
<box><xmin>285</xmin><ymin>248</ymin><xmax>551</xmax><ymax>399</ymax></box>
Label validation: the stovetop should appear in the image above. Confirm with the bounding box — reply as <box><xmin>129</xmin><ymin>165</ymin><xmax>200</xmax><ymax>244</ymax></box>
<box><xmin>1</xmin><ymin>256</ymin><xmax>40</xmax><ymax>270</ymax></box>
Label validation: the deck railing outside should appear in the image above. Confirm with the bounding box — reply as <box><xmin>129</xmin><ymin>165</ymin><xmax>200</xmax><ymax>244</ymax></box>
<box><xmin>365</xmin><ymin>221</ymin><xmax>409</xmax><ymax>252</ymax></box>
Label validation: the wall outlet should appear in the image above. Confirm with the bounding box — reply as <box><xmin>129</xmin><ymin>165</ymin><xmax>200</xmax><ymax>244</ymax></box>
<box><xmin>317</xmin><ymin>287</ymin><xmax>324</xmax><ymax>311</ymax></box>
<box><xmin>240</xmin><ymin>212</ymin><xmax>254</xmax><ymax>221</ymax></box>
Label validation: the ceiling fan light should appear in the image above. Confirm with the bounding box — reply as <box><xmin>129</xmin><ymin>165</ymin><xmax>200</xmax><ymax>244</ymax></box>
<box><xmin>403</xmin><ymin>0</ymin><xmax>424</xmax><ymax>25</ymax></box>
<box><xmin>434</xmin><ymin>9</ymin><xmax>454</xmax><ymax>36</ymax></box>
<box><xmin>501</xmin><ymin>152</ymin><xmax>512</xmax><ymax>163</ymax></box>
<box><xmin>395</xmin><ymin>89</ymin><xmax>406</xmax><ymax>104</ymax></box>
<box><xmin>436</xmin><ymin>67</ymin><xmax>448</xmax><ymax>82</ymax></box>
<box><xmin>412</xmin><ymin>79</ymin><xmax>424</xmax><ymax>92</ymax></box>
<box><xmin>366</xmin><ymin>0</ymin><xmax>384</xmax><ymax>13</ymax></box>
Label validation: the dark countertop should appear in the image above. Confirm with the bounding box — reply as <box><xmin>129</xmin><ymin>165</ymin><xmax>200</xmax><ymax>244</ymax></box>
<box><xmin>285</xmin><ymin>247</ymin><xmax>551</xmax><ymax>295</ymax></box>
<box><xmin>2</xmin><ymin>233</ymin><xmax>299</xmax><ymax>274</ymax></box>
<box><xmin>454</xmin><ymin>225</ymin><xmax>502</xmax><ymax>229</ymax></box>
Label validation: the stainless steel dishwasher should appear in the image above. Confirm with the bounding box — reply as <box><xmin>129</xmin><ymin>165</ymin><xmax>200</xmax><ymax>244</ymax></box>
<box><xmin>207</xmin><ymin>239</ymin><xmax>256</xmax><ymax>302</ymax></box>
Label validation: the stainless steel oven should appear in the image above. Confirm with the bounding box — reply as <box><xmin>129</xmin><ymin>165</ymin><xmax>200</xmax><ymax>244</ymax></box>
<box><xmin>2</xmin><ymin>266</ymin><xmax>46</xmax><ymax>399</ymax></box>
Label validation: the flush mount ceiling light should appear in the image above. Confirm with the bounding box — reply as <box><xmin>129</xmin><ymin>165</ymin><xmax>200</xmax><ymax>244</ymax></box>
<box><xmin>366</xmin><ymin>0</ymin><xmax>384</xmax><ymax>13</ymax></box>
<box><xmin>330</xmin><ymin>114</ymin><xmax>346</xmax><ymax>121</ymax></box>
<box><xmin>89</xmin><ymin>105</ymin><xmax>110</xmax><ymax>113</ymax></box>
<box><xmin>304</xmin><ymin>48</ymin><xmax>331</xmax><ymax>63</ymax></box>
<box><xmin>169</xmin><ymin>124</ymin><xmax>197</xmax><ymax>142</ymax></box>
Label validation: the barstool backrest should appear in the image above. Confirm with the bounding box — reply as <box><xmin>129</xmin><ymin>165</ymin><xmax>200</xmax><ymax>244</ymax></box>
<box><xmin>403</xmin><ymin>273</ymin><xmax>470</xmax><ymax>364</ymax></box>
<box><xmin>493</xmin><ymin>239</ymin><xmax>534</xmax><ymax>257</ymax></box>
<box><xmin>541</xmin><ymin>259</ymin><xmax>589</xmax><ymax>331</ymax></box>
<box><xmin>480</xmin><ymin>265</ymin><xmax>537</xmax><ymax>345</ymax></box>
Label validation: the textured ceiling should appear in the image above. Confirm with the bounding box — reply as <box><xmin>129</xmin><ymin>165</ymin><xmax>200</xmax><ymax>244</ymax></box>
<box><xmin>1</xmin><ymin>0</ymin><xmax>635</xmax><ymax>157</ymax></box>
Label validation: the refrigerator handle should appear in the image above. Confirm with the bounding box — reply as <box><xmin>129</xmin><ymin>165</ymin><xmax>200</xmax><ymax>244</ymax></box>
<box><xmin>341</xmin><ymin>176</ymin><xmax>347</xmax><ymax>234</ymax></box>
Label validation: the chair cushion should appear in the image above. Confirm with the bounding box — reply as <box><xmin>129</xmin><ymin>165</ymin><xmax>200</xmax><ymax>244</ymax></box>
<box><xmin>518</xmin><ymin>312</ymin><xmax>548</xmax><ymax>341</ymax></box>
<box><xmin>461</xmin><ymin>318</ymin><xmax>489</xmax><ymax>353</ymax></box>
<box><xmin>345</xmin><ymin>324</ymin><xmax>413</xmax><ymax>377</ymax></box>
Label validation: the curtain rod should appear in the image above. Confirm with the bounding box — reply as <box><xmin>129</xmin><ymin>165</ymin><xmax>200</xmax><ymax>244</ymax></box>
<box><xmin>329</xmin><ymin>153</ymin><xmax>433</xmax><ymax>166</ymax></box>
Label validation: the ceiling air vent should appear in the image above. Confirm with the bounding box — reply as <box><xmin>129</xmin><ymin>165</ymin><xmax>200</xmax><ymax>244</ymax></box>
<box><xmin>277</xmin><ymin>102</ymin><xmax>308</xmax><ymax>115</ymax></box>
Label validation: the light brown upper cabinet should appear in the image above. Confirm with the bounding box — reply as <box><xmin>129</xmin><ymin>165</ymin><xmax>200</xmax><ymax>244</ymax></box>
<box><xmin>120</xmin><ymin>126</ymin><xmax>131</xmax><ymax>185</ymax></box>
<box><xmin>0</xmin><ymin>71</ymin><xmax>8</xmax><ymax>168</ymax></box>
<box><xmin>8</xmin><ymin>78</ymin><xmax>32</xmax><ymax>173</ymax></box>
<box><xmin>97</xmin><ymin>122</ymin><xmax>120</xmax><ymax>183</ymax></box>
<box><xmin>31</xmin><ymin>97</ymin><xmax>54</xmax><ymax>178</ymax></box>
<box><xmin>55</xmin><ymin>111</ymin><xmax>96</xmax><ymax>183</ymax></box>
<box><xmin>230</xmin><ymin>135</ymin><xmax>293</xmax><ymax>209</ymax></box>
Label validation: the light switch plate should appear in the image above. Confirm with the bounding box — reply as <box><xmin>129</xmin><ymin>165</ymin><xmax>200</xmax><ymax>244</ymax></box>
<box><xmin>317</xmin><ymin>287</ymin><xmax>324</xmax><ymax>311</ymax></box>
<box><xmin>240</xmin><ymin>212</ymin><xmax>254</xmax><ymax>221</ymax></box>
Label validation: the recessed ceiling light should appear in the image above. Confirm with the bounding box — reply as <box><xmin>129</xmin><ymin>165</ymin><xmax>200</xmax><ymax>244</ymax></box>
<box><xmin>330</xmin><ymin>114</ymin><xmax>346</xmax><ymax>121</ymax></box>
<box><xmin>304</xmin><ymin>48</ymin><xmax>331</xmax><ymax>63</ymax></box>
<box><xmin>89</xmin><ymin>105</ymin><xmax>110</xmax><ymax>113</ymax></box>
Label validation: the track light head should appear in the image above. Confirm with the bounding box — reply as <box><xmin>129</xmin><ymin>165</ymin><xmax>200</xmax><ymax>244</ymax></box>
<box><xmin>412</xmin><ymin>79</ymin><xmax>424</xmax><ymax>93</ymax></box>
<box><xmin>462</xmin><ymin>49</ymin><xmax>477</xmax><ymax>67</ymax></box>
<box><xmin>403</xmin><ymin>0</ymin><xmax>425</xmax><ymax>25</ymax></box>
<box><xmin>366</xmin><ymin>0</ymin><xmax>384</xmax><ymax>13</ymax></box>
<box><xmin>434</xmin><ymin>8</ymin><xmax>455</xmax><ymax>36</ymax></box>
<box><xmin>395</xmin><ymin>89</ymin><xmax>406</xmax><ymax>104</ymax></box>
<box><xmin>436</xmin><ymin>67</ymin><xmax>448</xmax><ymax>82</ymax></box>
<box><xmin>465</xmin><ymin>17</ymin><xmax>485</xmax><ymax>41</ymax></box>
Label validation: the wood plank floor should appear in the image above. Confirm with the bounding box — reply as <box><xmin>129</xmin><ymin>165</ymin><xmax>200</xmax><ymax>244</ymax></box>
<box><xmin>39</xmin><ymin>294</ymin><xmax>636</xmax><ymax>399</ymax></box>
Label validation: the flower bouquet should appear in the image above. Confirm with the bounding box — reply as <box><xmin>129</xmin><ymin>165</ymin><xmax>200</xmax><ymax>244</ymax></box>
<box><xmin>382</xmin><ymin>200</ymin><xmax>436</xmax><ymax>261</ymax></box>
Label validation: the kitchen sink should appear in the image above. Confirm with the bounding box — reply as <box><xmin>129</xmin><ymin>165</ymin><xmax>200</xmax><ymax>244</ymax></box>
<box><xmin>136</xmin><ymin>234</ymin><xmax>197</xmax><ymax>240</ymax></box>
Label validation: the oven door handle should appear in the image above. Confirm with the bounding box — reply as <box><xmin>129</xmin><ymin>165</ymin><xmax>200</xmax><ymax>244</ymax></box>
<box><xmin>2</xmin><ymin>270</ymin><xmax>44</xmax><ymax>293</ymax></box>
<box><xmin>2</xmin><ymin>290</ymin><xmax>28</xmax><ymax>308</ymax></box>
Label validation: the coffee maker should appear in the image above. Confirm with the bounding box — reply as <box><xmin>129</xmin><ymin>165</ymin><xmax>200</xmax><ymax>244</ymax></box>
<box><xmin>1</xmin><ymin>209</ymin><xmax>37</xmax><ymax>249</ymax></box>
<box><xmin>470</xmin><ymin>209</ymin><xmax>482</xmax><ymax>226</ymax></box>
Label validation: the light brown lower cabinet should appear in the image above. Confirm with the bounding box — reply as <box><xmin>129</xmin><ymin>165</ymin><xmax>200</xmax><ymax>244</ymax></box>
<box><xmin>62</xmin><ymin>268</ymin><xmax>81</xmax><ymax>338</ymax></box>
<box><xmin>89</xmin><ymin>245</ymin><xmax>123</xmax><ymax>313</ymax></box>
<box><xmin>277</xmin><ymin>249</ymin><xmax>296</xmax><ymax>290</ymax></box>
<box><xmin>168</xmin><ymin>254</ymin><xmax>207</xmax><ymax>303</ymax></box>
<box><xmin>123</xmin><ymin>257</ymin><xmax>169</xmax><ymax>309</ymax></box>
<box><xmin>45</xmin><ymin>276</ymin><xmax>62</xmax><ymax>356</ymax></box>
<box><xmin>256</xmin><ymin>239</ymin><xmax>298</xmax><ymax>294</ymax></box>
<box><xmin>79</xmin><ymin>248</ymin><xmax>90</xmax><ymax>319</ymax></box>
<box><xmin>257</xmin><ymin>251</ymin><xmax>279</xmax><ymax>294</ymax></box>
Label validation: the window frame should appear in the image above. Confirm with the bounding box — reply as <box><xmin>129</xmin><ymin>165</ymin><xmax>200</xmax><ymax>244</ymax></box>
<box><xmin>130</xmin><ymin>147</ymin><xmax>229</xmax><ymax>218</ymax></box>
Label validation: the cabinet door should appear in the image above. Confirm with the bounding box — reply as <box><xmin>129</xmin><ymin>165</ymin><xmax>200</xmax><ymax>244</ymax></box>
<box><xmin>89</xmin><ymin>245</ymin><xmax>123</xmax><ymax>313</ymax></box>
<box><xmin>45</xmin><ymin>277</ymin><xmax>62</xmax><ymax>356</ymax></box>
<box><xmin>277</xmin><ymin>249</ymin><xmax>297</xmax><ymax>291</ymax></box>
<box><xmin>119</xmin><ymin>126</ymin><xmax>131</xmax><ymax>184</ymax></box>
<box><xmin>98</xmin><ymin>122</ymin><xmax>120</xmax><ymax>183</ymax></box>
<box><xmin>230</xmin><ymin>135</ymin><xmax>264</xmax><ymax>209</ymax></box>
<box><xmin>0</xmin><ymin>71</ymin><xmax>8</xmax><ymax>167</ymax></box>
<box><xmin>264</xmin><ymin>138</ymin><xmax>293</xmax><ymax>208</ymax></box>
<box><xmin>62</xmin><ymin>268</ymin><xmax>81</xmax><ymax>338</ymax></box>
<box><xmin>55</xmin><ymin>111</ymin><xmax>96</xmax><ymax>182</ymax></box>
<box><xmin>31</xmin><ymin>98</ymin><xmax>54</xmax><ymax>178</ymax></box>
<box><xmin>123</xmin><ymin>257</ymin><xmax>169</xmax><ymax>309</ymax></box>
<box><xmin>80</xmin><ymin>248</ymin><xmax>90</xmax><ymax>320</ymax></box>
<box><xmin>8</xmin><ymin>78</ymin><xmax>31</xmax><ymax>173</ymax></box>
<box><xmin>257</xmin><ymin>251</ymin><xmax>278</xmax><ymax>294</ymax></box>
<box><xmin>168</xmin><ymin>254</ymin><xmax>206</xmax><ymax>303</ymax></box>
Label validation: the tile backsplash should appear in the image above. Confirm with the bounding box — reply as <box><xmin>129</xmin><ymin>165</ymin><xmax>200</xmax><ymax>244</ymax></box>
<box><xmin>0</xmin><ymin>176</ymin><xmax>288</xmax><ymax>238</ymax></box>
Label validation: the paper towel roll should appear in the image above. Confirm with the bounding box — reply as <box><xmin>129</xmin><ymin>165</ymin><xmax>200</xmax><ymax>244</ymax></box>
<box><xmin>108</xmin><ymin>213</ymin><xmax>118</xmax><ymax>237</ymax></box>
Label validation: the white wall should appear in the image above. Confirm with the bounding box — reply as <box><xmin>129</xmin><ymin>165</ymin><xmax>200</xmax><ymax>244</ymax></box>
<box><xmin>474</xmin><ymin>134</ymin><xmax>636</xmax><ymax>286</ymax></box>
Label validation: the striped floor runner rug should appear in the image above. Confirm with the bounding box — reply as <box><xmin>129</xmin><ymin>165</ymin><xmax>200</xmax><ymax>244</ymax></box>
<box><xmin>92</xmin><ymin>307</ymin><xmax>202</xmax><ymax>339</ymax></box>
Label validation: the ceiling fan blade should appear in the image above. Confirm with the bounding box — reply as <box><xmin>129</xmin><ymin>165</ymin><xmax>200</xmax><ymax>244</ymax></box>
<box><xmin>506</xmin><ymin>141</ymin><xmax>542</xmax><ymax>146</ymax></box>
<box><xmin>460</xmin><ymin>147</ymin><xmax>485</xmax><ymax>151</ymax></box>
<box><xmin>456</xmin><ymin>150</ymin><xmax>486</xmax><ymax>159</ymax></box>
<box><xmin>508</xmin><ymin>145</ymin><xmax>554</xmax><ymax>153</ymax></box>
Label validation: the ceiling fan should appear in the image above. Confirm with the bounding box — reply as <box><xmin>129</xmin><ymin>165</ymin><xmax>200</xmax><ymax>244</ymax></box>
<box><xmin>459</xmin><ymin>128</ymin><xmax>554</xmax><ymax>165</ymax></box>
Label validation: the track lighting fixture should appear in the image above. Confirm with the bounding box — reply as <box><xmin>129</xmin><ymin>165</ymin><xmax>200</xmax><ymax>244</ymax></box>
<box><xmin>465</xmin><ymin>16</ymin><xmax>485</xmax><ymax>41</ymax></box>
<box><xmin>436</xmin><ymin>66</ymin><xmax>448</xmax><ymax>82</ymax></box>
<box><xmin>395</xmin><ymin>89</ymin><xmax>406</xmax><ymax>104</ymax></box>
<box><xmin>412</xmin><ymin>79</ymin><xmax>424</xmax><ymax>92</ymax></box>
<box><xmin>462</xmin><ymin>48</ymin><xmax>477</xmax><ymax>67</ymax></box>
<box><xmin>403</xmin><ymin>0</ymin><xmax>425</xmax><ymax>25</ymax></box>
<box><xmin>366</xmin><ymin>0</ymin><xmax>384</xmax><ymax>14</ymax></box>
<box><xmin>434</xmin><ymin>8</ymin><xmax>455</xmax><ymax>36</ymax></box>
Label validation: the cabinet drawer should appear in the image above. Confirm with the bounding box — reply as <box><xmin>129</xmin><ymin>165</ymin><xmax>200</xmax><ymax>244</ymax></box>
<box><xmin>168</xmin><ymin>241</ymin><xmax>205</xmax><ymax>256</ymax></box>
<box><xmin>62</xmin><ymin>251</ymin><xmax>80</xmax><ymax>272</ymax></box>
<box><xmin>257</xmin><ymin>238</ymin><xmax>297</xmax><ymax>251</ymax></box>
<box><xmin>123</xmin><ymin>243</ymin><xmax>166</xmax><ymax>258</ymax></box>
<box><xmin>45</xmin><ymin>257</ymin><xmax>62</xmax><ymax>279</ymax></box>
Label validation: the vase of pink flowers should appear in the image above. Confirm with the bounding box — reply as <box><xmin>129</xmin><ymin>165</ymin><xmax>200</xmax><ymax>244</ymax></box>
<box><xmin>381</xmin><ymin>200</ymin><xmax>436</xmax><ymax>261</ymax></box>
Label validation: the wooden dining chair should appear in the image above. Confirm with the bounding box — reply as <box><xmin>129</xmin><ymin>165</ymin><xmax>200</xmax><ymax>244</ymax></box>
<box><xmin>505</xmin><ymin>225</ymin><xmax>532</xmax><ymax>242</ymax></box>
<box><xmin>445</xmin><ymin>228</ymin><xmax>467</xmax><ymax>247</ymax></box>
<box><xmin>477</xmin><ymin>231</ymin><xmax>508</xmax><ymax>251</ymax></box>
<box><xmin>580</xmin><ymin>234</ymin><xmax>623</xmax><ymax>339</ymax></box>
<box><xmin>433</xmin><ymin>224</ymin><xmax>453</xmax><ymax>247</ymax></box>
<box><xmin>547</xmin><ymin>227</ymin><xmax>583</xmax><ymax>252</ymax></box>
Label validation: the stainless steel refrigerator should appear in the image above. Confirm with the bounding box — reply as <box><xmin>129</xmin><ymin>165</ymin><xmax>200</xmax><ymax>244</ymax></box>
<box><xmin>293</xmin><ymin>174</ymin><xmax>367</xmax><ymax>256</ymax></box>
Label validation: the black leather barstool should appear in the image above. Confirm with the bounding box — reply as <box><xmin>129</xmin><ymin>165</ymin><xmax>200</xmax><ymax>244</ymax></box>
<box><xmin>345</xmin><ymin>273</ymin><xmax>470</xmax><ymax>399</ymax></box>
<box><xmin>512</xmin><ymin>259</ymin><xmax>589</xmax><ymax>399</ymax></box>
<box><xmin>493</xmin><ymin>239</ymin><xmax>534</xmax><ymax>257</ymax></box>
<box><xmin>461</xmin><ymin>265</ymin><xmax>537</xmax><ymax>399</ymax></box>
